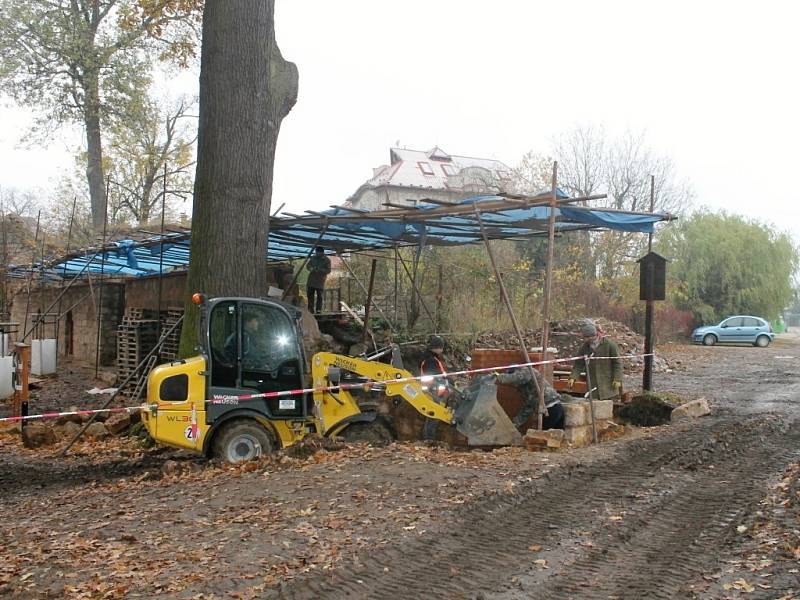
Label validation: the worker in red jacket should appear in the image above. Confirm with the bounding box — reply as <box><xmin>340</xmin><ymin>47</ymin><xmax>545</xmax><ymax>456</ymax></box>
<box><xmin>420</xmin><ymin>335</ymin><xmax>450</xmax><ymax>440</ymax></box>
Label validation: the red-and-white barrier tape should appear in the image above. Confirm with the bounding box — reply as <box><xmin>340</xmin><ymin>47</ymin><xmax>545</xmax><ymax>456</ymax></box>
<box><xmin>0</xmin><ymin>405</ymin><xmax>143</xmax><ymax>424</ymax></box>
<box><xmin>208</xmin><ymin>352</ymin><xmax>653</xmax><ymax>404</ymax></box>
<box><xmin>0</xmin><ymin>352</ymin><xmax>655</xmax><ymax>423</ymax></box>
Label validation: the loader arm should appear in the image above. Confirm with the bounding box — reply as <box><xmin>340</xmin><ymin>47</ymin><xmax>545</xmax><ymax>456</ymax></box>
<box><xmin>310</xmin><ymin>352</ymin><xmax>455</xmax><ymax>436</ymax></box>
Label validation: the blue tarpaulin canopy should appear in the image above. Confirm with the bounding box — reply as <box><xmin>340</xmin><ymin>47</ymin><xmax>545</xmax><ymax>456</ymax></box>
<box><xmin>20</xmin><ymin>193</ymin><xmax>673</xmax><ymax>280</ymax></box>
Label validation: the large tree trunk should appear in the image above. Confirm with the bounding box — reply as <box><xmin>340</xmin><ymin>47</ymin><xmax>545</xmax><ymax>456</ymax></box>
<box><xmin>179</xmin><ymin>0</ymin><xmax>298</xmax><ymax>356</ymax></box>
<box><xmin>84</xmin><ymin>73</ymin><xmax>107</xmax><ymax>230</ymax></box>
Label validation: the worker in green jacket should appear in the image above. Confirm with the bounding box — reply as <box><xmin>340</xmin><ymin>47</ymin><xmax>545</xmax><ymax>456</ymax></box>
<box><xmin>568</xmin><ymin>319</ymin><xmax>622</xmax><ymax>400</ymax></box>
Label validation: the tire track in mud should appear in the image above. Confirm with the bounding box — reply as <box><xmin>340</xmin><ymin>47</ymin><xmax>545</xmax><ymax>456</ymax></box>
<box><xmin>270</xmin><ymin>415</ymin><xmax>800</xmax><ymax>600</ymax></box>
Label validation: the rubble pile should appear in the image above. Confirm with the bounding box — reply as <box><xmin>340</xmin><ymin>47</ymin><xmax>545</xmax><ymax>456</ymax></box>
<box><xmin>473</xmin><ymin>317</ymin><xmax>677</xmax><ymax>373</ymax></box>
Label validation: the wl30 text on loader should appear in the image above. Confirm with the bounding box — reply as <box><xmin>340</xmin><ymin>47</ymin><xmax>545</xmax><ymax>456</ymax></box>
<box><xmin>140</xmin><ymin>294</ymin><xmax>520</xmax><ymax>462</ymax></box>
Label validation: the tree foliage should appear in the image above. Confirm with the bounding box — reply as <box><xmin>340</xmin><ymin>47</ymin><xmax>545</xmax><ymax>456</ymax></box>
<box><xmin>0</xmin><ymin>0</ymin><xmax>201</xmax><ymax>228</ymax></box>
<box><xmin>517</xmin><ymin>126</ymin><xmax>696</xmax><ymax>281</ymax></box>
<box><xmin>106</xmin><ymin>94</ymin><xmax>196</xmax><ymax>224</ymax></box>
<box><xmin>658</xmin><ymin>211</ymin><xmax>798</xmax><ymax>322</ymax></box>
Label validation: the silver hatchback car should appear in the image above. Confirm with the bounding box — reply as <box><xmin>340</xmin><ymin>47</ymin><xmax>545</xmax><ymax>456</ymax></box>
<box><xmin>692</xmin><ymin>315</ymin><xmax>774</xmax><ymax>347</ymax></box>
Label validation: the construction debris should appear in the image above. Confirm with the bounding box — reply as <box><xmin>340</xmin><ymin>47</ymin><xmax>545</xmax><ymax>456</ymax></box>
<box><xmin>473</xmin><ymin>317</ymin><xmax>678</xmax><ymax>372</ymax></box>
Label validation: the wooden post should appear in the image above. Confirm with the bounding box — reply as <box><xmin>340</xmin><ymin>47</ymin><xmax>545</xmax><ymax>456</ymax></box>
<box><xmin>539</xmin><ymin>162</ymin><xmax>558</xmax><ymax>383</ymax></box>
<box><xmin>361</xmin><ymin>259</ymin><xmax>378</xmax><ymax>343</ymax></box>
<box><xmin>474</xmin><ymin>204</ymin><xmax>545</xmax><ymax>429</ymax></box>
<box><xmin>393</xmin><ymin>247</ymin><xmax>399</xmax><ymax>326</ymax></box>
<box><xmin>643</xmin><ymin>175</ymin><xmax>655</xmax><ymax>391</ymax></box>
<box><xmin>435</xmin><ymin>264</ymin><xmax>443</xmax><ymax>330</ymax></box>
<box><xmin>12</xmin><ymin>343</ymin><xmax>30</xmax><ymax>418</ymax></box>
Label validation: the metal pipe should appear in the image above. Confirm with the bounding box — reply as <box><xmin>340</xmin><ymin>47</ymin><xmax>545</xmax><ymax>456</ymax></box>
<box><xmin>361</xmin><ymin>259</ymin><xmax>378</xmax><ymax>344</ymax></box>
<box><xmin>22</xmin><ymin>210</ymin><xmax>41</xmax><ymax>340</ymax></box>
<box><xmin>55</xmin><ymin>196</ymin><xmax>77</xmax><ymax>355</ymax></box>
<box><xmin>539</xmin><ymin>162</ymin><xmax>558</xmax><ymax>384</ymax></box>
<box><xmin>157</xmin><ymin>164</ymin><xmax>167</xmax><ymax>350</ymax></box>
<box><xmin>94</xmin><ymin>182</ymin><xmax>110</xmax><ymax>378</ymax></box>
<box><xmin>584</xmin><ymin>356</ymin><xmax>598</xmax><ymax>444</ymax></box>
<box><xmin>474</xmin><ymin>204</ymin><xmax>545</xmax><ymax>429</ymax></box>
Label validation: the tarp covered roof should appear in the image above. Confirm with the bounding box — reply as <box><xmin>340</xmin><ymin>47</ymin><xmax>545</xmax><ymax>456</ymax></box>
<box><xmin>20</xmin><ymin>193</ymin><xmax>673</xmax><ymax>280</ymax></box>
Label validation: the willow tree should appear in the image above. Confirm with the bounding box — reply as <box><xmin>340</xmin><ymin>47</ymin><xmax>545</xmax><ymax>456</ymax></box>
<box><xmin>178</xmin><ymin>0</ymin><xmax>298</xmax><ymax>355</ymax></box>
<box><xmin>0</xmin><ymin>0</ymin><xmax>201</xmax><ymax>228</ymax></box>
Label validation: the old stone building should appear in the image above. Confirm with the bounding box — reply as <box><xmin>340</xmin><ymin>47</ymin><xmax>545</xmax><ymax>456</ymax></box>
<box><xmin>344</xmin><ymin>146</ymin><xmax>512</xmax><ymax>212</ymax></box>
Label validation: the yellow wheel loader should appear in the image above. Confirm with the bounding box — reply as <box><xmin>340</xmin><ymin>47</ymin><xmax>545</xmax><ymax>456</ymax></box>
<box><xmin>140</xmin><ymin>295</ymin><xmax>520</xmax><ymax>462</ymax></box>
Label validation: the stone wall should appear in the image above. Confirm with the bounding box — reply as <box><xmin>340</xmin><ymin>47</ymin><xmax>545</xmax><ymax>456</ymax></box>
<box><xmin>9</xmin><ymin>281</ymin><xmax>125</xmax><ymax>366</ymax></box>
<box><xmin>124</xmin><ymin>273</ymin><xmax>186</xmax><ymax>311</ymax></box>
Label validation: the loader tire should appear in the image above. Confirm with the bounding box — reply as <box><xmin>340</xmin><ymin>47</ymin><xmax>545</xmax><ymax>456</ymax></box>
<box><xmin>339</xmin><ymin>419</ymin><xmax>394</xmax><ymax>446</ymax></box>
<box><xmin>212</xmin><ymin>420</ymin><xmax>274</xmax><ymax>463</ymax></box>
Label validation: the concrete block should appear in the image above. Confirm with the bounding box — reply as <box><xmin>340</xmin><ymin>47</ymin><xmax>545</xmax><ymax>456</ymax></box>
<box><xmin>592</xmin><ymin>400</ymin><xmax>614</xmax><ymax>421</ymax></box>
<box><xmin>563</xmin><ymin>402</ymin><xmax>589</xmax><ymax>427</ymax></box>
<box><xmin>671</xmin><ymin>398</ymin><xmax>710</xmax><ymax>422</ymax></box>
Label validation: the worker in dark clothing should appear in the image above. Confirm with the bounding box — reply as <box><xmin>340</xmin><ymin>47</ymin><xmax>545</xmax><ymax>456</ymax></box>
<box><xmin>568</xmin><ymin>319</ymin><xmax>622</xmax><ymax>400</ymax></box>
<box><xmin>494</xmin><ymin>367</ymin><xmax>565</xmax><ymax>431</ymax></box>
<box><xmin>306</xmin><ymin>246</ymin><xmax>331</xmax><ymax>314</ymax></box>
<box><xmin>420</xmin><ymin>335</ymin><xmax>449</xmax><ymax>440</ymax></box>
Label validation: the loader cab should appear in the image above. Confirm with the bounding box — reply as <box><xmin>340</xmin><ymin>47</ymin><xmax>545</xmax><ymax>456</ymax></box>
<box><xmin>204</xmin><ymin>297</ymin><xmax>308</xmax><ymax>420</ymax></box>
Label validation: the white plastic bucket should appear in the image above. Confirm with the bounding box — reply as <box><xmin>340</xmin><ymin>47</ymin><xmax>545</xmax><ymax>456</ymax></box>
<box><xmin>0</xmin><ymin>356</ymin><xmax>13</xmax><ymax>398</ymax></box>
<box><xmin>41</xmin><ymin>339</ymin><xmax>57</xmax><ymax>375</ymax></box>
<box><xmin>31</xmin><ymin>339</ymin><xmax>42</xmax><ymax>376</ymax></box>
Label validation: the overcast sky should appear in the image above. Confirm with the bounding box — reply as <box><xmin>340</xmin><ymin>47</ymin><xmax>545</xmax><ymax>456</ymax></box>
<box><xmin>1</xmin><ymin>0</ymin><xmax>798</xmax><ymax>240</ymax></box>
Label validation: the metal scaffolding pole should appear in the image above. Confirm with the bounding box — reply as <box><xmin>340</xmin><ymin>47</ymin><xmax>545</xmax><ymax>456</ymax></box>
<box><xmin>539</xmin><ymin>162</ymin><xmax>559</xmax><ymax>383</ymax></box>
<box><xmin>474</xmin><ymin>204</ymin><xmax>545</xmax><ymax>430</ymax></box>
<box><xmin>336</xmin><ymin>252</ymin><xmax>396</xmax><ymax>331</ymax></box>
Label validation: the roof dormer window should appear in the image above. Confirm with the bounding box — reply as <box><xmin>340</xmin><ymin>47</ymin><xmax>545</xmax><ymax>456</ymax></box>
<box><xmin>418</xmin><ymin>161</ymin><xmax>435</xmax><ymax>176</ymax></box>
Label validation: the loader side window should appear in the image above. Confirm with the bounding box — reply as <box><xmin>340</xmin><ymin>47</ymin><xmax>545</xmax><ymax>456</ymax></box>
<box><xmin>209</xmin><ymin>301</ymin><xmax>239</xmax><ymax>388</ymax></box>
<box><xmin>160</xmin><ymin>374</ymin><xmax>188</xmax><ymax>402</ymax></box>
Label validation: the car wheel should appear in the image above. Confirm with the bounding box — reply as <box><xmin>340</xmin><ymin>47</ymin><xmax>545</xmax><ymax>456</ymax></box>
<box><xmin>755</xmin><ymin>335</ymin><xmax>771</xmax><ymax>348</ymax></box>
<box><xmin>702</xmin><ymin>334</ymin><xmax>717</xmax><ymax>346</ymax></box>
<box><xmin>212</xmin><ymin>420</ymin><xmax>274</xmax><ymax>463</ymax></box>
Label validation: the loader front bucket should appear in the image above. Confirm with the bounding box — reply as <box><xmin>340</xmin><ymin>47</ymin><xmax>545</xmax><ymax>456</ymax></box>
<box><xmin>454</xmin><ymin>375</ymin><xmax>522</xmax><ymax>446</ymax></box>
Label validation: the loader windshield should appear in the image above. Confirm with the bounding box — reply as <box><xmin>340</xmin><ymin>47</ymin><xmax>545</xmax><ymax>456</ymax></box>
<box><xmin>208</xmin><ymin>300</ymin><xmax>303</xmax><ymax>397</ymax></box>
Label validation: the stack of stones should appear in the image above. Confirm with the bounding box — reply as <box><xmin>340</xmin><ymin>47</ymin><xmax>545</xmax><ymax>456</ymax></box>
<box><xmin>523</xmin><ymin>399</ymin><xmax>622</xmax><ymax>450</ymax></box>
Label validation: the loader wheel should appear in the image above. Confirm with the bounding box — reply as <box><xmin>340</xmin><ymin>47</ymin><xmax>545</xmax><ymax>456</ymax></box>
<box><xmin>212</xmin><ymin>420</ymin><xmax>274</xmax><ymax>463</ymax></box>
<box><xmin>339</xmin><ymin>419</ymin><xmax>394</xmax><ymax>446</ymax></box>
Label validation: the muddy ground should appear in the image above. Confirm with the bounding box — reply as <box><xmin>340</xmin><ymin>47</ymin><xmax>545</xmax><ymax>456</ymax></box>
<box><xmin>1</xmin><ymin>337</ymin><xmax>798</xmax><ymax>599</ymax></box>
